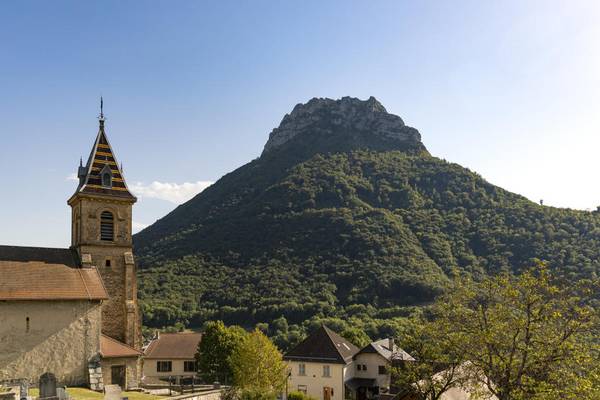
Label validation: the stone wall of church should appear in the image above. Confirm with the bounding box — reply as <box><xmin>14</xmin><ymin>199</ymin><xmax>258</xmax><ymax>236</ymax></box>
<box><xmin>0</xmin><ymin>300</ymin><xmax>102</xmax><ymax>385</ymax></box>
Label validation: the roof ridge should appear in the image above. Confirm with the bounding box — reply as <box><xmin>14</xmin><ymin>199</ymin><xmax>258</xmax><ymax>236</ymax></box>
<box><xmin>76</xmin><ymin>267</ymin><xmax>92</xmax><ymax>300</ymax></box>
<box><xmin>0</xmin><ymin>245</ymin><xmax>71</xmax><ymax>250</ymax></box>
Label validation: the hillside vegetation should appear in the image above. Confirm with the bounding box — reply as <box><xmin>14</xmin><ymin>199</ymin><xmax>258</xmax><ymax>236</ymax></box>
<box><xmin>134</xmin><ymin>97</ymin><xmax>600</xmax><ymax>348</ymax></box>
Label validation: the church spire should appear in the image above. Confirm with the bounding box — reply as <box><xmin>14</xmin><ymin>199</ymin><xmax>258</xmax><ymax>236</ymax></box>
<box><xmin>70</xmin><ymin>101</ymin><xmax>136</xmax><ymax>201</ymax></box>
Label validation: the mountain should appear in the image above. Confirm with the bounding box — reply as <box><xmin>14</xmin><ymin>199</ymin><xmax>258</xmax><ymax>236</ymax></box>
<box><xmin>134</xmin><ymin>96</ymin><xmax>600</xmax><ymax>344</ymax></box>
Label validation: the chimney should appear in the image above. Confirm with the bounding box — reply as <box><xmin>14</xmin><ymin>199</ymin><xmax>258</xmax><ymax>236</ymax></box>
<box><xmin>155</xmin><ymin>330</ymin><xmax>160</xmax><ymax>340</ymax></box>
<box><xmin>388</xmin><ymin>338</ymin><xmax>394</xmax><ymax>352</ymax></box>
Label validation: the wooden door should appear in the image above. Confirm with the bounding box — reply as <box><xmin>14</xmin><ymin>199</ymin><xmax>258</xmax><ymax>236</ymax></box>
<box><xmin>323</xmin><ymin>387</ymin><xmax>333</xmax><ymax>400</ymax></box>
<box><xmin>111</xmin><ymin>365</ymin><xmax>126</xmax><ymax>388</ymax></box>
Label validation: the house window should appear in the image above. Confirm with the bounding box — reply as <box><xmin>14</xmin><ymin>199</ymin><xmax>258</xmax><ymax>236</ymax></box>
<box><xmin>362</xmin><ymin>364</ymin><xmax>367</xmax><ymax>371</ymax></box>
<box><xmin>357</xmin><ymin>364</ymin><xmax>367</xmax><ymax>371</ymax></box>
<box><xmin>323</xmin><ymin>365</ymin><xmax>331</xmax><ymax>377</ymax></box>
<box><xmin>184</xmin><ymin>361</ymin><xmax>197</xmax><ymax>372</ymax></box>
<box><xmin>105</xmin><ymin>259</ymin><xmax>111</xmax><ymax>267</ymax></box>
<box><xmin>378</xmin><ymin>365</ymin><xmax>387</xmax><ymax>375</ymax></box>
<box><xmin>100</xmin><ymin>211</ymin><xmax>114</xmax><ymax>241</ymax></box>
<box><xmin>298</xmin><ymin>363</ymin><xmax>306</xmax><ymax>376</ymax></box>
<box><xmin>298</xmin><ymin>385</ymin><xmax>307</xmax><ymax>394</ymax></box>
<box><xmin>157</xmin><ymin>361</ymin><xmax>172</xmax><ymax>372</ymax></box>
<box><xmin>26</xmin><ymin>317</ymin><xmax>30</xmax><ymax>333</ymax></box>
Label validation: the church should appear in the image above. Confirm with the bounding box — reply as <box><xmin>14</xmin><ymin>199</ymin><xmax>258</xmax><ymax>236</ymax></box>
<box><xmin>0</xmin><ymin>105</ymin><xmax>143</xmax><ymax>389</ymax></box>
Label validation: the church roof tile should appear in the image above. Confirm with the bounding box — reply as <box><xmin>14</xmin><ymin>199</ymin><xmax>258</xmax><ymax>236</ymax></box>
<box><xmin>0</xmin><ymin>246</ymin><xmax>109</xmax><ymax>301</ymax></box>
<box><xmin>73</xmin><ymin>118</ymin><xmax>136</xmax><ymax>201</ymax></box>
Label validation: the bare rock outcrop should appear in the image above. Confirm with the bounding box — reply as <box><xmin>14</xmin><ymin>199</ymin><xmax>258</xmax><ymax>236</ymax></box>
<box><xmin>262</xmin><ymin>96</ymin><xmax>424</xmax><ymax>155</ymax></box>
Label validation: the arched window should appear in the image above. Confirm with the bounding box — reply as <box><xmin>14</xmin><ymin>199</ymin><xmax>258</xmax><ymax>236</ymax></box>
<box><xmin>100</xmin><ymin>211</ymin><xmax>114</xmax><ymax>241</ymax></box>
<box><xmin>102</xmin><ymin>172</ymin><xmax>112</xmax><ymax>188</ymax></box>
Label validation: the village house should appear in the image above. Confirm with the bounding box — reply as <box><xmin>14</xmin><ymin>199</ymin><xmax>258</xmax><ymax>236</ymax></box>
<box><xmin>0</xmin><ymin>105</ymin><xmax>143</xmax><ymax>389</ymax></box>
<box><xmin>142</xmin><ymin>332</ymin><xmax>202</xmax><ymax>384</ymax></box>
<box><xmin>347</xmin><ymin>339</ymin><xmax>414</xmax><ymax>400</ymax></box>
<box><xmin>283</xmin><ymin>325</ymin><xmax>359</xmax><ymax>400</ymax></box>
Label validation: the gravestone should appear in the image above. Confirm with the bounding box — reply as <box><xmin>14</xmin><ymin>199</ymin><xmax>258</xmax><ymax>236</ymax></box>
<box><xmin>103</xmin><ymin>385</ymin><xmax>121</xmax><ymax>400</ymax></box>
<box><xmin>18</xmin><ymin>380</ymin><xmax>29</xmax><ymax>400</ymax></box>
<box><xmin>39</xmin><ymin>373</ymin><xmax>57</xmax><ymax>400</ymax></box>
<box><xmin>56</xmin><ymin>388</ymin><xmax>68</xmax><ymax>400</ymax></box>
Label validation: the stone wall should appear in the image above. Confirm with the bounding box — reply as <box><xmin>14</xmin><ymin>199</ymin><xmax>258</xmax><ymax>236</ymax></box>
<box><xmin>101</xmin><ymin>357</ymin><xmax>139</xmax><ymax>390</ymax></box>
<box><xmin>0</xmin><ymin>300</ymin><xmax>102</xmax><ymax>385</ymax></box>
<box><xmin>88</xmin><ymin>356</ymin><xmax>104</xmax><ymax>391</ymax></box>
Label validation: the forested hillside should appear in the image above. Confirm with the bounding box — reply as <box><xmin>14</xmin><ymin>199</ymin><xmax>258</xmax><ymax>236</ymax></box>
<box><xmin>134</xmin><ymin>97</ymin><xmax>600</xmax><ymax>349</ymax></box>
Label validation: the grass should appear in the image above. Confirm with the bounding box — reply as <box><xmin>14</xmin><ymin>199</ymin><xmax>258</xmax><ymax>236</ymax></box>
<box><xmin>29</xmin><ymin>387</ymin><xmax>162</xmax><ymax>400</ymax></box>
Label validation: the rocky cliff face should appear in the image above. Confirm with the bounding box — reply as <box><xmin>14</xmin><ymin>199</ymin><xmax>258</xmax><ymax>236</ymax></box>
<box><xmin>262</xmin><ymin>96</ymin><xmax>425</xmax><ymax>155</ymax></box>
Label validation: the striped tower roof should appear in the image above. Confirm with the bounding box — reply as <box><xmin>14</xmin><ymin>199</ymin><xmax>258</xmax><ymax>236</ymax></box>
<box><xmin>73</xmin><ymin>106</ymin><xmax>136</xmax><ymax>201</ymax></box>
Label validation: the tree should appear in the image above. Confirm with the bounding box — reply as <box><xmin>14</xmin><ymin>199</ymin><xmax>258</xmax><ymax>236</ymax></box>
<box><xmin>393</xmin><ymin>319</ymin><xmax>467</xmax><ymax>400</ymax></box>
<box><xmin>437</xmin><ymin>264</ymin><xmax>600</xmax><ymax>400</ymax></box>
<box><xmin>229</xmin><ymin>329</ymin><xmax>288</xmax><ymax>395</ymax></box>
<box><xmin>197</xmin><ymin>321</ymin><xmax>247</xmax><ymax>384</ymax></box>
<box><xmin>340</xmin><ymin>326</ymin><xmax>371</xmax><ymax>348</ymax></box>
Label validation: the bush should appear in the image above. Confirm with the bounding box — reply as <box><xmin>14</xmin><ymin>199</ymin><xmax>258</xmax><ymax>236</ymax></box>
<box><xmin>222</xmin><ymin>388</ymin><xmax>277</xmax><ymax>400</ymax></box>
<box><xmin>240</xmin><ymin>389</ymin><xmax>277</xmax><ymax>400</ymax></box>
<box><xmin>287</xmin><ymin>391</ymin><xmax>316</xmax><ymax>400</ymax></box>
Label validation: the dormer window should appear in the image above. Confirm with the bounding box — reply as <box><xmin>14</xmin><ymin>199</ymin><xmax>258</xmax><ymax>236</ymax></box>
<box><xmin>100</xmin><ymin>164</ymin><xmax>113</xmax><ymax>188</ymax></box>
<box><xmin>102</xmin><ymin>173</ymin><xmax>112</xmax><ymax>187</ymax></box>
<box><xmin>100</xmin><ymin>211</ymin><xmax>114</xmax><ymax>241</ymax></box>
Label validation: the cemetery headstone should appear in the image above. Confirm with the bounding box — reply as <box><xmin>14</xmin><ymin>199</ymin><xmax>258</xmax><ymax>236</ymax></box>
<box><xmin>39</xmin><ymin>373</ymin><xmax>57</xmax><ymax>400</ymax></box>
<box><xmin>55</xmin><ymin>388</ymin><xmax>67</xmax><ymax>400</ymax></box>
<box><xmin>18</xmin><ymin>381</ymin><xmax>28</xmax><ymax>400</ymax></box>
<box><xmin>103</xmin><ymin>385</ymin><xmax>121</xmax><ymax>400</ymax></box>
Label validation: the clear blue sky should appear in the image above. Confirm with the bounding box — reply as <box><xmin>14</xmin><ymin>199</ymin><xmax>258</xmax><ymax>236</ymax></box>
<box><xmin>1</xmin><ymin>1</ymin><xmax>599</xmax><ymax>247</ymax></box>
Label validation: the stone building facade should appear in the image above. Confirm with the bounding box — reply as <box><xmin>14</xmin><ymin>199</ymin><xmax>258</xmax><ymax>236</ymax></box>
<box><xmin>0</xmin><ymin>107</ymin><xmax>142</xmax><ymax>388</ymax></box>
<box><xmin>0</xmin><ymin>250</ymin><xmax>107</xmax><ymax>385</ymax></box>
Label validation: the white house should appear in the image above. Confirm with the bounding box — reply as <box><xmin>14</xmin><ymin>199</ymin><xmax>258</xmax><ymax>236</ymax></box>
<box><xmin>283</xmin><ymin>325</ymin><xmax>359</xmax><ymax>400</ymax></box>
<box><xmin>347</xmin><ymin>338</ymin><xmax>414</xmax><ymax>400</ymax></box>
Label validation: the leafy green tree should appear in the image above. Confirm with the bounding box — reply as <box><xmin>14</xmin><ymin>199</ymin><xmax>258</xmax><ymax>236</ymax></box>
<box><xmin>436</xmin><ymin>264</ymin><xmax>600</xmax><ymax>400</ymax></box>
<box><xmin>393</xmin><ymin>320</ymin><xmax>467</xmax><ymax>400</ymax></box>
<box><xmin>340</xmin><ymin>326</ymin><xmax>371</xmax><ymax>348</ymax></box>
<box><xmin>229</xmin><ymin>329</ymin><xmax>287</xmax><ymax>395</ymax></box>
<box><xmin>196</xmin><ymin>321</ymin><xmax>247</xmax><ymax>384</ymax></box>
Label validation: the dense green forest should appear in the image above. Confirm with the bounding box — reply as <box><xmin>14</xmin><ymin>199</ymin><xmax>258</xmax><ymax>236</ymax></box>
<box><xmin>135</xmin><ymin>97</ymin><xmax>600</xmax><ymax>350</ymax></box>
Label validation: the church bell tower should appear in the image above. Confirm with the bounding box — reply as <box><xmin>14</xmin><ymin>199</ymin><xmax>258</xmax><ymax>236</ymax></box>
<box><xmin>68</xmin><ymin>100</ymin><xmax>141</xmax><ymax>349</ymax></box>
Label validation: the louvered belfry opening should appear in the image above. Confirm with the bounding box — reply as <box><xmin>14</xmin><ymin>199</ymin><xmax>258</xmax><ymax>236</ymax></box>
<box><xmin>100</xmin><ymin>211</ymin><xmax>114</xmax><ymax>241</ymax></box>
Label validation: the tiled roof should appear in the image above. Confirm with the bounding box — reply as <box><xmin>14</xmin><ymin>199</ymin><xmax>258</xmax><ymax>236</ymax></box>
<box><xmin>0</xmin><ymin>246</ymin><xmax>108</xmax><ymax>301</ymax></box>
<box><xmin>284</xmin><ymin>325</ymin><xmax>359</xmax><ymax>364</ymax></box>
<box><xmin>354</xmin><ymin>338</ymin><xmax>414</xmax><ymax>362</ymax></box>
<box><xmin>144</xmin><ymin>333</ymin><xmax>202</xmax><ymax>359</ymax></box>
<box><xmin>101</xmin><ymin>335</ymin><xmax>142</xmax><ymax>358</ymax></box>
<box><xmin>74</xmin><ymin>121</ymin><xmax>135</xmax><ymax>200</ymax></box>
